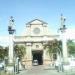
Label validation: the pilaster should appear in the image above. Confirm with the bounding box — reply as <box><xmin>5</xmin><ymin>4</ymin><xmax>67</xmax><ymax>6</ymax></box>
<box><xmin>43</xmin><ymin>48</ymin><xmax>50</xmax><ymax>65</ymax></box>
<box><xmin>25</xmin><ymin>43</ymin><xmax>32</xmax><ymax>67</ymax></box>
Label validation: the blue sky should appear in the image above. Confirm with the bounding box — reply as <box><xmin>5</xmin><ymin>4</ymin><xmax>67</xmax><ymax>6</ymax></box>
<box><xmin>0</xmin><ymin>0</ymin><xmax>75</xmax><ymax>36</ymax></box>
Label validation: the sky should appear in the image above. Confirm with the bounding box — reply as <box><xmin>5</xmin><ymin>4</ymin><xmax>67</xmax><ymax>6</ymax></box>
<box><xmin>0</xmin><ymin>0</ymin><xmax>75</xmax><ymax>46</ymax></box>
<box><xmin>0</xmin><ymin>0</ymin><xmax>75</xmax><ymax>36</ymax></box>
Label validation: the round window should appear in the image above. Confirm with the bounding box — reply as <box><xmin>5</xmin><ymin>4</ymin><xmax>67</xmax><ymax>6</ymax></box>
<box><xmin>33</xmin><ymin>28</ymin><xmax>40</xmax><ymax>34</ymax></box>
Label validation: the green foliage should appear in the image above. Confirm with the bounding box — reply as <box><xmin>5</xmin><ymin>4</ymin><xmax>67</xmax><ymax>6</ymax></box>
<box><xmin>44</xmin><ymin>39</ymin><xmax>62</xmax><ymax>58</ymax></box>
<box><xmin>4</xmin><ymin>47</ymin><xmax>8</xmax><ymax>57</ymax></box>
<box><xmin>14</xmin><ymin>45</ymin><xmax>26</xmax><ymax>59</ymax></box>
<box><xmin>0</xmin><ymin>46</ymin><xmax>8</xmax><ymax>59</ymax></box>
<box><xmin>0</xmin><ymin>44</ymin><xmax>26</xmax><ymax>60</ymax></box>
<box><xmin>67</xmin><ymin>40</ymin><xmax>75</xmax><ymax>55</ymax></box>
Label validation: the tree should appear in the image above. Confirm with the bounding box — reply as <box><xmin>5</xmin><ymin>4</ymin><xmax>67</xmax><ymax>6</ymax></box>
<box><xmin>14</xmin><ymin>45</ymin><xmax>26</xmax><ymax>60</ymax></box>
<box><xmin>44</xmin><ymin>39</ymin><xmax>62</xmax><ymax>60</ymax></box>
<box><xmin>0</xmin><ymin>46</ymin><xmax>8</xmax><ymax>60</ymax></box>
<box><xmin>67</xmin><ymin>40</ymin><xmax>75</xmax><ymax>56</ymax></box>
<box><xmin>4</xmin><ymin>47</ymin><xmax>8</xmax><ymax>57</ymax></box>
<box><xmin>0</xmin><ymin>46</ymin><xmax>4</xmax><ymax>59</ymax></box>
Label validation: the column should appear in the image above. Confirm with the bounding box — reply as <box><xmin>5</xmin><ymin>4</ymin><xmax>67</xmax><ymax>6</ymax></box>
<box><xmin>8</xmin><ymin>34</ymin><xmax>14</xmax><ymax>64</ymax></box>
<box><xmin>43</xmin><ymin>49</ymin><xmax>47</xmax><ymax>65</ymax></box>
<box><xmin>26</xmin><ymin>43</ymin><xmax>32</xmax><ymax>67</ymax></box>
<box><xmin>43</xmin><ymin>47</ymin><xmax>50</xmax><ymax>65</ymax></box>
<box><xmin>62</xmin><ymin>33</ymin><xmax>68</xmax><ymax>63</ymax></box>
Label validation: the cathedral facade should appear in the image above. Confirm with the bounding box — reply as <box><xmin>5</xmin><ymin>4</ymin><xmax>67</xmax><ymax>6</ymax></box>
<box><xmin>14</xmin><ymin>19</ymin><xmax>59</xmax><ymax>68</ymax></box>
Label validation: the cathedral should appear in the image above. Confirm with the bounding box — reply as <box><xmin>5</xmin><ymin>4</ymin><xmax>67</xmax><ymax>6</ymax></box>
<box><xmin>14</xmin><ymin>19</ymin><xmax>60</xmax><ymax>68</ymax></box>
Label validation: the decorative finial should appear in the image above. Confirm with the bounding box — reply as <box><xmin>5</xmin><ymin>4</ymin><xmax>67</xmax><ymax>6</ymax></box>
<box><xmin>9</xmin><ymin>16</ymin><xmax>15</xmax><ymax>27</ymax></box>
<box><xmin>10</xmin><ymin>16</ymin><xmax>14</xmax><ymax>22</ymax></box>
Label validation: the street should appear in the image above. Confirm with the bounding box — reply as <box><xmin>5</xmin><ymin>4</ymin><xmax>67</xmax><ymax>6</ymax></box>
<box><xmin>17</xmin><ymin>65</ymin><xmax>75</xmax><ymax>75</ymax></box>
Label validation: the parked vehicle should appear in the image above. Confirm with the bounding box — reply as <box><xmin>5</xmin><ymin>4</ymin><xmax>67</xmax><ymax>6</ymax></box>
<box><xmin>33</xmin><ymin>60</ymin><xmax>38</xmax><ymax>66</ymax></box>
<box><xmin>0</xmin><ymin>61</ymin><xmax>4</xmax><ymax>70</ymax></box>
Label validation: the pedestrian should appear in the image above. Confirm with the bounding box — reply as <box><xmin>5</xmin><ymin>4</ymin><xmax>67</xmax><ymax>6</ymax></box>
<box><xmin>55</xmin><ymin>60</ymin><xmax>59</xmax><ymax>72</ymax></box>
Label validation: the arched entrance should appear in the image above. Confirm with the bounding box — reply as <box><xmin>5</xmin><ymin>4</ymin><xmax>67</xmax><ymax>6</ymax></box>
<box><xmin>32</xmin><ymin>50</ymin><xmax>43</xmax><ymax>65</ymax></box>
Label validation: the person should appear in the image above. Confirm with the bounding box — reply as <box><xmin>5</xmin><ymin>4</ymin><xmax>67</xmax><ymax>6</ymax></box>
<box><xmin>55</xmin><ymin>60</ymin><xmax>59</xmax><ymax>72</ymax></box>
<box><xmin>55</xmin><ymin>58</ymin><xmax>64</xmax><ymax>72</ymax></box>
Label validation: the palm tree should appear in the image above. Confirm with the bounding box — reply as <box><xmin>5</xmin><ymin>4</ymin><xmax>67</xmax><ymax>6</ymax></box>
<box><xmin>53</xmin><ymin>39</ymin><xmax>62</xmax><ymax>61</ymax></box>
<box><xmin>14</xmin><ymin>45</ymin><xmax>26</xmax><ymax>71</ymax></box>
<box><xmin>44</xmin><ymin>41</ymin><xmax>54</xmax><ymax>60</ymax></box>
<box><xmin>14</xmin><ymin>45</ymin><xmax>26</xmax><ymax>60</ymax></box>
<box><xmin>44</xmin><ymin>39</ymin><xmax>62</xmax><ymax>61</ymax></box>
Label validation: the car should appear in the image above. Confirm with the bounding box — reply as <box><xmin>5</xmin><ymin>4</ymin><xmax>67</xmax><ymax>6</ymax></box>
<box><xmin>0</xmin><ymin>61</ymin><xmax>4</xmax><ymax>70</ymax></box>
<box><xmin>33</xmin><ymin>60</ymin><xmax>38</xmax><ymax>66</ymax></box>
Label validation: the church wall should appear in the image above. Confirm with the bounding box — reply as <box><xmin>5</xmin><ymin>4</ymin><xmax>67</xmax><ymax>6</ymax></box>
<box><xmin>32</xmin><ymin>42</ymin><xmax>43</xmax><ymax>50</ymax></box>
<box><xmin>30</xmin><ymin>24</ymin><xmax>43</xmax><ymax>36</ymax></box>
<box><xmin>25</xmin><ymin>25</ymin><xmax>31</xmax><ymax>36</ymax></box>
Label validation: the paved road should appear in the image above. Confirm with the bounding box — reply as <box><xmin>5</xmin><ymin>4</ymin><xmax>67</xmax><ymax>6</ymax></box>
<box><xmin>17</xmin><ymin>65</ymin><xmax>75</xmax><ymax>75</ymax></box>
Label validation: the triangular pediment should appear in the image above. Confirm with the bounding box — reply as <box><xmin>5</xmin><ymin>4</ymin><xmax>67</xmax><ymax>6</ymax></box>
<box><xmin>26</xmin><ymin>19</ymin><xmax>47</xmax><ymax>25</ymax></box>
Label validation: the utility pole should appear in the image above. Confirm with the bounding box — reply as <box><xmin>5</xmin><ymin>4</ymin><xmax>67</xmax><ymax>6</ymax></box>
<box><xmin>59</xmin><ymin>14</ymin><xmax>68</xmax><ymax>64</ymax></box>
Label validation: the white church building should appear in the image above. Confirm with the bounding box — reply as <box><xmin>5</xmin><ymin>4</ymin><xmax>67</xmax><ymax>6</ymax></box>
<box><xmin>14</xmin><ymin>19</ymin><xmax>60</xmax><ymax>67</ymax></box>
<box><xmin>0</xmin><ymin>17</ymin><xmax>75</xmax><ymax>69</ymax></box>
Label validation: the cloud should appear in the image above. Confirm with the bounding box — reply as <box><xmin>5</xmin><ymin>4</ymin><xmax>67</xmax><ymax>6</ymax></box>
<box><xmin>0</xmin><ymin>36</ymin><xmax>9</xmax><ymax>47</ymax></box>
<box><xmin>65</xmin><ymin>29</ymin><xmax>75</xmax><ymax>40</ymax></box>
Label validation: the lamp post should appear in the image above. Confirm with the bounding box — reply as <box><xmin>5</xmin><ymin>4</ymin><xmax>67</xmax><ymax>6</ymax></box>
<box><xmin>59</xmin><ymin>14</ymin><xmax>68</xmax><ymax>64</ymax></box>
<box><xmin>8</xmin><ymin>16</ymin><xmax>15</xmax><ymax>64</ymax></box>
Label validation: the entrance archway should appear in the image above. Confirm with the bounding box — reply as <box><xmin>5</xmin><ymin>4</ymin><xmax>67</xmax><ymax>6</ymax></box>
<box><xmin>32</xmin><ymin>50</ymin><xmax>43</xmax><ymax>65</ymax></box>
